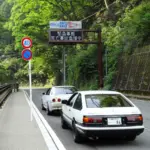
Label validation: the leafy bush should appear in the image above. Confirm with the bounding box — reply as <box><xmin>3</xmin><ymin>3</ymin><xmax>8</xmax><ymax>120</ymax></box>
<box><xmin>67</xmin><ymin>45</ymin><xmax>99</xmax><ymax>89</ymax></box>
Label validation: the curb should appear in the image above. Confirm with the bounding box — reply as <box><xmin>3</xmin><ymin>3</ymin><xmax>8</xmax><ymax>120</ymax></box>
<box><xmin>23</xmin><ymin>90</ymin><xmax>66</xmax><ymax>150</ymax></box>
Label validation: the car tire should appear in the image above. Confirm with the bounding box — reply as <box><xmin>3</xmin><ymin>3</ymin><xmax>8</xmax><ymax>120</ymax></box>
<box><xmin>61</xmin><ymin>113</ymin><xmax>68</xmax><ymax>129</ymax></box>
<box><xmin>41</xmin><ymin>104</ymin><xmax>46</xmax><ymax>110</ymax></box>
<box><xmin>72</xmin><ymin>121</ymin><xmax>84</xmax><ymax>143</ymax></box>
<box><xmin>47</xmin><ymin>104</ymin><xmax>52</xmax><ymax>115</ymax></box>
<box><xmin>125</xmin><ymin>135</ymin><xmax>136</xmax><ymax>141</ymax></box>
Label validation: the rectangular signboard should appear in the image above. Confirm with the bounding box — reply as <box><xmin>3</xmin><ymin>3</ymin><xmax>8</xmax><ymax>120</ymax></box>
<box><xmin>49</xmin><ymin>21</ymin><xmax>82</xmax><ymax>29</ymax></box>
<box><xmin>49</xmin><ymin>30</ymin><xmax>83</xmax><ymax>42</ymax></box>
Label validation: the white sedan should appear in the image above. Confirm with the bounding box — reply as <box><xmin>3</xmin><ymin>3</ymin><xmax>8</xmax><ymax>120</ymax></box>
<box><xmin>41</xmin><ymin>86</ymin><xmax>77</xmax><ymax>115</ymax></box>
<box><xmin>61</xmin><ymin>90</ymin><xmax>144</xmax><ymax>143</ymax></box>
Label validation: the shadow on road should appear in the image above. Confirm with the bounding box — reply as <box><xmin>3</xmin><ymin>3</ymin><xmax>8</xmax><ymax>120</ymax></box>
<box><xmin>84</xmin><ymin>138</ymin><xmax>137</xmax><ymax>146</ymax></box>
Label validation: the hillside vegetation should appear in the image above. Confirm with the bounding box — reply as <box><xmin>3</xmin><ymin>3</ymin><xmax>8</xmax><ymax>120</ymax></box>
<box><xmin>0</xmin><ymin>0</ymin><xmax>150</xmax><ymax>90</ymax></box>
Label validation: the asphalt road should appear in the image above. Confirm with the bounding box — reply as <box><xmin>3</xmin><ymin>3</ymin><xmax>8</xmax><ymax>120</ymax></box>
<box><xmin>26</xmin><ymin>89</ymin><xmax>150</xmax><ymax>150</ymax></box>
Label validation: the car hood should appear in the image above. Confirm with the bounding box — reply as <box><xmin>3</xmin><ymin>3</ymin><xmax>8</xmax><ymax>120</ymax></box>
<box><xmin>83</xmin><ymin>107</ymin><xmax>141</xmax><ymax>116</ymax></box>
<box><xmin>54</xmin><ymin>94</ymin><xmax>72</xmax><ymax>100</ymax></box>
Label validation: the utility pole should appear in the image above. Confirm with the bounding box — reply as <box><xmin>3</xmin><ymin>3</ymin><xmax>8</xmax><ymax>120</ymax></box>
<box><xmin>63</xmin><ymin>49</ymin><xmax>66</xmax><ymax>85</ymax></box>
<box><xmin>98</xmin><ymin>29</ymin><xmax>104</xmax><ymax>88</ymax></box>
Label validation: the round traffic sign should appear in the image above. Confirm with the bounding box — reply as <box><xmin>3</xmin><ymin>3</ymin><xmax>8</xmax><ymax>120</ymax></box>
<box><xmin>22</xmin><ymin>49</ymin><xmax>32</xmax><ymax>61</ymax></box>
<box><xmin>22</xmin><ymin>37</ymin><xmax>32</xmax><ymax>48</ymax></box>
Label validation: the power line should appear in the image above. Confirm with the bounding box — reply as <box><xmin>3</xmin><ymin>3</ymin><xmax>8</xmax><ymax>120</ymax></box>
<box><xmin>80</xmin><ymin>11</ymin><xmax>98</xmax><ymax>21</ymax></box>
<box><xmin>93</xmin><ymin>0</ymin><xmax>100</xmax><ymax>7</ymax></box>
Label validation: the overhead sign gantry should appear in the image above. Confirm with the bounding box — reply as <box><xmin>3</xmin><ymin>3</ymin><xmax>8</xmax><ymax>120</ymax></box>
<box><xmin>48</xmin><ymin>21</ymin><xmax>103</xmax><ymax>88</ymax></box>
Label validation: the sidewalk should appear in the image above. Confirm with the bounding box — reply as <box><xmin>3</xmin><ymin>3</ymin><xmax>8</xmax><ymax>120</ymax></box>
<box><xmin>0</xmin><ymin>91</ymin><xmax>48</xmax><ymax>150</ymax></box>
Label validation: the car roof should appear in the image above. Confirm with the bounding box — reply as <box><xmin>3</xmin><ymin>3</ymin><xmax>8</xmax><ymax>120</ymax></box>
<box><xmin>52</xmin><ymin>85</ymin><xmax>75</xmax><ymax>88</ymax></box>
<box><xmin>76</xmin><ymin>90</ymin><xmax>122</xmax><ymax>95</ymax></box>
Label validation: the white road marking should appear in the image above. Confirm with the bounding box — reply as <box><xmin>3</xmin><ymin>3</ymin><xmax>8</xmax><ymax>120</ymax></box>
<box><xmin>24</xmin><ymin>90</ymin><xmax>57</xmax><ymax>150</ymax></box>
<box><xmin>23</xmin><ymin>90</ymin><xmax>67</xmax><ymax>150</ymax></box>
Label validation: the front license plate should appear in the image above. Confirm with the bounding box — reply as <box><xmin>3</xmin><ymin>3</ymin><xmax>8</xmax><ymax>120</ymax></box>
<box><xmin>107</xmin><ymin>118</ymin><xmax>122</xmax><ymax>125</ymax></box>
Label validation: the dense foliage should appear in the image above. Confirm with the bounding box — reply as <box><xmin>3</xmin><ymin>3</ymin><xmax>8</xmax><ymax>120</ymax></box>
<box><xmin>102</xmin><ymin>1</ymin><xmax>150</xmax><ymax>89</ymax></box>
<box><xmin>0</xmin><ymin>0</ymin><xmax>150</xmax><ymax>89</ymax></box>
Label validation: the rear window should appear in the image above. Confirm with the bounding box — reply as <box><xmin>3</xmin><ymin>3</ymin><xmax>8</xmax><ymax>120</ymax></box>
<box><xmin>85</xmin><ymin>94</ymin><xmax>132</xmax><ymax>108</ymax></box>
<box><xmin>54</xmin><ymin>87</ymin><xmax>77</xmax><ymax>94</ymax></box>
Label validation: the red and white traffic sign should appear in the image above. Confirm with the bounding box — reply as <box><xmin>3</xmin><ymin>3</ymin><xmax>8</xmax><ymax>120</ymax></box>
<box><xmin>22</xmin><ymin>37</ymin><xmax>32</xmax><ymax>48</ymax></box>
<box><xmin>21</xmin><ymin>37</ymin><xmax>33</xmax><ymax>121</ymax></box>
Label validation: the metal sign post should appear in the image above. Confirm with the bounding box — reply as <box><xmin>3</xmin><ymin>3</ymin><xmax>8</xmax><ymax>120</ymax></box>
<box><xmin>48</xmin><ymin>28</ymin><xmax>104</xmax><ymax>88</ymax></box>
<box><xmin>21</xmin><ymin>37</ymin><xmax>33</xmax><ymax>121</ymax></box>
<box><xmin>29</xmin><ymin>59</ymin><xmax>33</xmax><ymax>121</ymax></box>
<box><xmin>63</xmin><ymin>49</ymin><xmax>66</xmax><ymax>85</ymax></box>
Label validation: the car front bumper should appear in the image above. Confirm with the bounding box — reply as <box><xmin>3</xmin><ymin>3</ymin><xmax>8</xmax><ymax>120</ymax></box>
<box><xmin>75</xmin><ymin>124</ymin><xmax>144</xmax><ymax>138</ymax></box>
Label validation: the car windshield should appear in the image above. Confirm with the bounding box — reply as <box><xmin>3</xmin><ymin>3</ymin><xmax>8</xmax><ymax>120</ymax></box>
<box><xmin>85</xmin><ymin>94</ymin><xmax>132</xmax><ymax>108</ymax></box>
<box><xmin>54</xmin><ymin>87</ymin><xmax>77</xmax><ymax>94</ymax></box>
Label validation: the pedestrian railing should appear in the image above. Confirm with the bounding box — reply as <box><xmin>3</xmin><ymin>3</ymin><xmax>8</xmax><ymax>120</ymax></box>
<box><xmin>0</xmin><ymin>84</ymin><xmax>12</xmax><ymax>107</ymax></box>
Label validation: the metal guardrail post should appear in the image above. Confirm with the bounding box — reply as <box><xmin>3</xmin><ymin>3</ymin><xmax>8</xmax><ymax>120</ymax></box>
<box><xmin>0</xmin><ymin>84</ymin><xmax>12</xmax><ymax>107</ymax></box>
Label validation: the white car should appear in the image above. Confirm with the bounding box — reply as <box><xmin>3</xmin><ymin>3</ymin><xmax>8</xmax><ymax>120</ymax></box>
<box><xmin>61</xmin><ymin>90</ymin><xmax>144</xmax><ymax>143</ymax></box>
<box><xmin>41</xmin><ymin>86</ymin><xmax>77</xmax><ymax>115</ymax></box>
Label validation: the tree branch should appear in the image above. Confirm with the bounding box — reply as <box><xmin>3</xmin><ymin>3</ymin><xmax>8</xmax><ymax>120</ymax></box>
<box><xmin>69</xmin><ymin>1</ymin><xmax>77</xmax><ymax>20</ymax></box>
<box><xmin>104</xmin><ymin>0</ymin><xmax>109</xmax><ymax>9</ymax></box>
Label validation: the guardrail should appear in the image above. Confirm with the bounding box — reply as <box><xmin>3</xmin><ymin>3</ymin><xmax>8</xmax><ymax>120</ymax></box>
<box><xmin>0</xmin><ymin>84</ymin><xmax>12</xmax><ymax>107</ymax></box>
<box><xmin>112</xmin><ymin>89</ymin><xmax>150</xmax><ymax>100</ymax></box>
<box><xmin>115</xmin><ymin>89</ymin><xmax>150</xmax><ymax>96</ymax></box>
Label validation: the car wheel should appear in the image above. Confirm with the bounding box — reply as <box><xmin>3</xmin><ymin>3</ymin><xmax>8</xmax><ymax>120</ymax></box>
<box><xmin>72</xmin><ymin>121</ymin><xmax>84</xmax><ymax>143</ymax></box>
<box><xmin>125</xmin><ymin>135</ymin><xmax>136</xmax><ymax>141</ymax></box>
<box><xmin>47</xmin><ymin>104</ymin><xmax>52</xmax><ymax>115</ymax></box>
<box><xmin>61</xmin><ymin>113</ymin><xmax>68</xmax><ymax>129</ymax></box>
<box><xmin>41</xmin><ymin>104</ymin><xmax>46</xmax><ymax>110</ymax></box>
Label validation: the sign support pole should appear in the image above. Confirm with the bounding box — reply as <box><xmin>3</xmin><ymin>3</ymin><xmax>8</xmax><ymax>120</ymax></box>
<box><xmin>29</xmin><ymin>59</ymin><xmax>33</xmax><ymax>121</ymax></box>
<box><xmin>21</xmin><ymin>37</ymin><xmax>33</xmax><ymax>121</ymax></box>
<box><xmin>98</xmin><ymin>29</ymin><xmax>104</xmax><ymax>88</ymax></box>
<box><xmin>48</xmin><ymin>28</ymin><xmax>104</xmax><ymax>89</ymax></box>
<box><xmin>63</xmin><ymin>49</ymin><xmax>66</xmax><ymax>85</ymax></box>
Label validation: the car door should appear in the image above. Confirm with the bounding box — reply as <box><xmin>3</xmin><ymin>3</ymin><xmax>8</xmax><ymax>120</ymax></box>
<box><xmin>72</xmin><ymin>94</ymin><xmax>83</xmax><ymax>124</ymax></box>
<box><xmin>63</xmin><ymin>93</ymin><xmax>78</xmax><ymax>125</ymax></box>
<box><xmin>43</xmin><ymin>88</ymin><xmax>51</xmax><ymax>108</ymax></box>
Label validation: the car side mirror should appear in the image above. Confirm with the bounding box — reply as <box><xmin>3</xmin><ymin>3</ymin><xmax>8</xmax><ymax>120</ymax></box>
<box><xmin>62</xmin><ymin>100</ymin><xmax>67</xmax><ymax>104</ymax></box>
<box><xmin>42</xmin><ymin>93</ymin><xmax>45</xmax><ymax>95</ymax></box>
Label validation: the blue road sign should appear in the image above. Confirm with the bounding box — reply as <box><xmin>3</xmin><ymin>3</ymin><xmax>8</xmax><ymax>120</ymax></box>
<box><xmin>22</xmin><ymin>49</ymin><xmax>32</xmax><ymax>61</ymax></box>
<box><xmin>49</xmin><ymin>21</ymin><xmax>82</xmax><ymax>29</ymax></box>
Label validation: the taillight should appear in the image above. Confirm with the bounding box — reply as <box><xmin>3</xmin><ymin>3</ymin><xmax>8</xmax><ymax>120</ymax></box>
<box><xmin>138</xmin><ymin>115</ymin><xmax>143</xmax><ymax>121</ymax></box>
<box><xmin>97</xmin><ymin>119</ymin><xmax>103</xmax><ymax>123</ymax></box>
<box><xmin>127</xmin><ymin>114</ymin><xmax>143</xmax><ymax>122</ymax></box>
<box><xmin>83</xmin><ymin>116</ymin><xmax>89</xmax><ymax>123</ymax></box>
<box><xmin>83</xmin><ymin>116</ymin><xmax>102</xmax><ymax>124</ymax></box>
<box><xmin>52</xmin><ymin>99</ymin><xmax>55</xmax><ymax>102</ymax></box>
<box><xmin>58</xmin><ymin>98</ymin><xmax>61</xmax><ymax>102</ymax></box>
